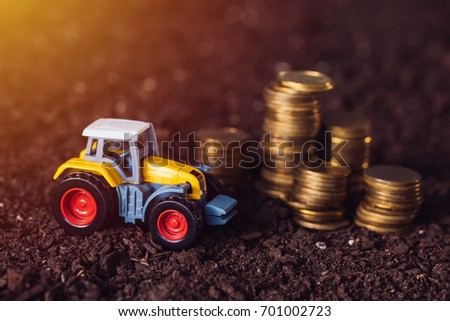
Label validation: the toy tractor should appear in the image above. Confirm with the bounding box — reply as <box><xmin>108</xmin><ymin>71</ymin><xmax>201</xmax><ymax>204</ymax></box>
<box><xmin>51</xmin><ymin>118</ymin><xmax>237</xmax><ymax>250</ymax></box>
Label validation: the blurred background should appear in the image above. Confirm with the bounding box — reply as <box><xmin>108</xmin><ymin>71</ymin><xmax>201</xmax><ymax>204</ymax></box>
<box><xmin>1</xmin><ymin>0</ymin><xmax>448</xmax><ymax>207</ymax></box>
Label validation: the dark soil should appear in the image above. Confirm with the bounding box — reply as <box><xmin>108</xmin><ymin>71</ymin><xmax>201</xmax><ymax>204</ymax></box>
<box><xmin>0</xmin><ymin>0</ymin><xmax>449</xmax><ymax>300</ymax></box>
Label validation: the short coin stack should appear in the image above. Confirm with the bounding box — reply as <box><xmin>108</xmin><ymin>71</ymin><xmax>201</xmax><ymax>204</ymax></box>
<box><xmin>196</xmin><ymin>127</ymin><xmax>250</xmax><ymax>187</ymax></box>
<box><xmin>322</xmin><ymin>111</ymin><xmax>371</xmax><ymax>189</ymax></box>
<box><xmin>287</xmin><ymin>164</ymin><xmax>351</xmax><ymax>230</ymax></box>
<box><xmin>257</xmin><ymin>70</ymin><xmax>334</xmax><ymax>199</ymax></box>
<box><xmin>355</xmin><ymin>165</ymin><xmax>423</xmax><ymax>233</ymax></box>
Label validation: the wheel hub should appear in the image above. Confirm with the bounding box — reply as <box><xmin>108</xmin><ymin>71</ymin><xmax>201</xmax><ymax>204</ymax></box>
<box><xmin>157</xmin><ymin>210</ymin><xmax>188</xmax><ymax>241</ymax></box>
<box><xmin>60</xmin><ymin>188</ymin><xmax>97</xmax><ymax>226</ymax></box>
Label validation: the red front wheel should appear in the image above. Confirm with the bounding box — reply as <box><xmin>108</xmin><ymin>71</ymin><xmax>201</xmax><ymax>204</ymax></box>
<box><xmin>148</xmin><ymin>195</ymin><xmax>203</xmax><ymax>250</ymax></box>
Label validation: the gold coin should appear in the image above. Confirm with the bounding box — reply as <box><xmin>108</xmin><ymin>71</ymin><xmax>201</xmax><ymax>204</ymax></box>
<box><xmin>363</xmin><ymin>186</ymin><xmax>423</xmax><ymax>203</ymax></box>
<box><xmin>354</xmin><ymin>217</ymin><xmax>413</xmax><ymax>234</ymax></box>
<box><xmin>263</xmin><ymin>119</ymin><xmax>320</xmax><ymax>133</ymax></box>
<box><xmin>299</xmin><ymin>165</ymin><xmax>351</xmax><ymax>181</ymax></box>
<box><xmin>294</xmin><ymin>186</ymin><xmax>347</xmax><ymax>199</ymax></box>
<box><xmin>292</xmin><ymin>207</ymin><xmax>345</xmax><ymax>219</ymax></box>
<box><xmin>364</xmin><ymin>194</ymin><xmax>422</xmax><ymax>211</ymax></box>
<box><xmin>265</xmin><ymin>96</ymin><xmax>320</xmax><ymax>108</ymax></box>
<box><xmin>331</xmin><ymin>136</ymin><xmax>372</xmax><ymax>145</ymax></box>
<box><xmin>323</xmin><ymin>111</ymin><xmax>371</xmax><ymax>138</ymax></box>
<box><xmin>277</xmin><ymin>70</ymin><xmax>334</xmax><ymax>93</ymax></box>
<box><xmin>292</xmin><ymin>217</ymin><xmax>350</xmax><ymax>231</ymax></box>
<box><xmin>333</xmin><ymin>160</ymin><xmax>370</xmax><ymax>170</ymax></box>
<box><xmin>268</xmin><ymin>82</ymin><xmax>320</xmax><ymax>98</ymax></box>
<box><xmin>294</xmin><ymin>195</ymin><xmax>344</xmax><ymax>208</ymax></box>
<box><xmin>361</xmin><ymin>200</ymin><xmax>420</xmax><ymax>214</ymax></box>
<box><xmin>286</xmin><ymin>198</ymin><xmax>337</xmax><ymax>211</ymax></box>
<box><xmin>293</xmin><ymin>180</ymin><xmax>348</xmax><ymax>193</ymax></box>
<box><xmin>292</xmin><ymin>195</ymin><xmax>346</xmax><ymax>209</ymax></box>
<box><xmin>363</xmin><ymin>178</ymin><xmax>422</xmax><ymax>193</ymax></box>
<box><xmin>293</xmin><ymin>212</ymin><xmax>345</xmax><ymax>223</ymax></box>
<box><xmin>285</xmin><ymin>199</ymin><xmax>308</xmax><ymax>210</ymax></box>
<box><xmin>296</xmin><ymin>207</ymin><xmax>344</xmax><ymax>217</ymax></box>
<box><xmin>356</xmin><ymin>204</ymin><xmax>416</xmax><ymax>225</ymax></box>
<box><xmin>255</xmin><ymin>180</ymin><xmax>289</xmax><ymax>199</ymax></box>
<box><xmin>265</xmin><ymin>111</ymin><xmax>320</xmax><ymax>123</ymax></box>
<box><xmin>260</xmin><ymin>170</ymin><xmax>294</xmax><ymax>185</ymax></box>
<box><xmin>298</xmin><ymin>184</ymin><xmax>348</xmax><ymax>195</ymax></box>
<box><xmin>265</xmin><ymin>82</ymin><xmax>312</xmax><ymax>97</ymax></box>
<box><xmin>364</xmin><ymin>165</ymin><xmax>421</xmax><ymax>187</ymax></box>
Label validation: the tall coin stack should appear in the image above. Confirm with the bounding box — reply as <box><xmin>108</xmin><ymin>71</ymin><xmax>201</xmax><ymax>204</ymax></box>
<box><xmin>196</xmin><ymin>127</ymin><xmax>250</xmax><ymax>187</ymax></box>
<box><xmin>322</xmin><ymin>111</ymin><xmax>371</xmax><ymax>189</ymax></box>
<box><xmin>286</xmin><ymin>164</ymin><xmax>351</xmax><ymax>230</ymax></box>
<box><xmin>256</xmin><ymin>70</ymin><xmax>334</xmax><ymax>199</ymax></box>
<box><xmin>355</xmin><ymin>165</ymin><xmax>423</xmax><ymax>233</ymax></box>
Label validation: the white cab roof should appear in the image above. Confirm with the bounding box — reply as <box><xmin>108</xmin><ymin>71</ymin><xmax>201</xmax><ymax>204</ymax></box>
<box><xmin>82</xmin><ymin>118</ymin><xmax>150</xmax><ymax>140</ymax></box>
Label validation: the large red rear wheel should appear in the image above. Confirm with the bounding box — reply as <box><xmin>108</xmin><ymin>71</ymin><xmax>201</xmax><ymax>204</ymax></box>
<box><xmin>148</xmin><ymin>195</ymin><xmax>203</xmax><ymax>250</ymax></box>
<box><xmin>52</xmin><ymin>172</ymin><xmax>117</xmax><ymax>235</ymax></box>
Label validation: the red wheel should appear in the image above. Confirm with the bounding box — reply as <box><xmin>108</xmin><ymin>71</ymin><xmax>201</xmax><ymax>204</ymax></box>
<box><xmin>157</xmin><ymin>209</ymin><xmax>188</xmax><ymax>241</ymax></box>
<box><xmin>148</xmin><ymin>195</ymin><xmax>203</xmax><ymax>250</ymax></box>
<box><xmin>60</xmin><ymin>188</ymin><xmax>97</xmax><ymax>226</ymax></box>
<box><xmin>52</xmin><ymin>172</ymin><xmax>117</xmax><ymax>235</ymax></box>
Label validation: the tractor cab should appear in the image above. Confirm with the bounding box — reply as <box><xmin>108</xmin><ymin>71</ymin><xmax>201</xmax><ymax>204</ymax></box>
<box><xmin>81</xmin><ymin>118</ymin><xmax>159</xmax><ymax>184</ymax></box>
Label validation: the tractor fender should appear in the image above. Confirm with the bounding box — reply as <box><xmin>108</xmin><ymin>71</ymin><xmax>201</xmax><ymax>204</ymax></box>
<box><xmin>53</xmin><ymin>158</ymin><xmax>123</xmax><ymax>187</ymax></box>
<box><xmin>142</xmin><ymin>184</ymin><xmax>190</xmax><ymax>222</ymax></box>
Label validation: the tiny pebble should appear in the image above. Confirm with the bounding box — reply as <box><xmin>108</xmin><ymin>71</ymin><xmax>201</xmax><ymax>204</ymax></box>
<box><xmin>316</xmin><ymin>242</ymin><xmax>327</xmax><ymax>250</ymax></box>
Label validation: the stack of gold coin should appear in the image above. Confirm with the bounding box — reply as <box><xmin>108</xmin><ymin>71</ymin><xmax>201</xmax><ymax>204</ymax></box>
<box><xmin>256</xmin><ymin>70</ymin><xmax>334</xmax><ymax>199</ymax></box>
<box><xmin>195</xmin><ymin>127</ymin><xmax>250</xmax><ymax>187</ymax></box>
<box><xmin>286</xmin><ymin>164</ymin><xmax>351</xmax><ymax>230</ymax></box>
<box><xmin>355</xmin><ymin>165</ymin><xmax>423</xmax><ymax>233</ymax></box>
<box><xmin>322</xmin><ymin>111</ymin><xmax>371</xmax><ymax>189</ymax></box>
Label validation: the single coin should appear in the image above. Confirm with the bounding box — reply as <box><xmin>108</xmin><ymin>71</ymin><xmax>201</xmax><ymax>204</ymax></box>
<box><xmin>296</xmin><ymin>207</ymin><xmax>344</xmax><ymax>217</ymax></box>
<box><xmin>322</xmin><ymin>111</ymin><xmax>371</xmax><ymax>137</ymax></box>
<box><xmin>331</xmin><ymin>136</ymin><xmax>372</xmax><ymax>145</ymax></box>
<box><xmin>354</xmin><ymin>217</ymin><xmax>413</xmax><ymax>234</ymax></box>
<box><xmin>292</xmin><ymin>217</ymin><xmax>350</xmax><ymax>231</ymax></box>
<box><xmin>255</xmin><ymin>180</ymin><xmax>288</xmax><ymax>200</ymax></box>
<box><xmin>356</xmin><ymin>204</ymin><xmax>416</xmax><ymax>225</ymax></box>
<box><xmin>364</xmin><ymin>194</ymin><xmax>422</xmax><ymax>211</ymax></box>
<box><xmin>364</xmin><ymin>165</ymin><xmax>421</xmax><ymax>186</ymax></box>
<box><xmin>277</xmin><ymin>70</ymin><xmax>334</xmax><ymax>93</ymax></box>
<box><xmin>293</xmin><ymin>212</ymin><xmax>345</xmax><ymax>223</ymax></box>
<box><xmin>364</xmin><ymin>185</ymin><xmax>423</xmax><ymax>202</ymax></box>
<box><xmin>360</xmin><ymin>201</ymin><xmax>420</xmax><ymax>216</ymax></box>
<box><xmin>266</xmin><ymin>82</ymin><xmax>313</xmax><ymax>97</ymax></box>
<box><xmin>363</xmin><ymin>178</ymin><xmax>422</xmax><ymax>193</ymax></box>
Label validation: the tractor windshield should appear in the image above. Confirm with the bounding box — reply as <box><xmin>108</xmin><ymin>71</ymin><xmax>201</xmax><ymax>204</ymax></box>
<box><xmin>83</xmin><ymin>122</ymin><xmax>159</xmax><ymax>184</ymax></box>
